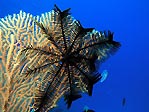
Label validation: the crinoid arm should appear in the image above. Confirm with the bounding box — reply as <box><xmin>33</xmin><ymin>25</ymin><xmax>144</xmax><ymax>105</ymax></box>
<box><xmin>25</xmin><ymin>5</ymin><xmax>121</xmax><ymax>111</ymax></box>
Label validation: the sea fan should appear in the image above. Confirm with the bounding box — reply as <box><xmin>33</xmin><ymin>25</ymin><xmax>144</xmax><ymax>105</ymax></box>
<box><xmin>0</xmin><ymin>5</ymin><xmax>120</xmax><ymax>112</ymax></box>
<box><xmin>16</xmin><ymin>5</ymin><xmax>120</xmax><ymax>112</ymax></box>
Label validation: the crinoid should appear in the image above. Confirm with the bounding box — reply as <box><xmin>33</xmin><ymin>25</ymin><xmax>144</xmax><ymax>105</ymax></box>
<box><xmin>18</xmin><ymin>5</ymin><xmax>121</xmax><ymax>112</ymax></box>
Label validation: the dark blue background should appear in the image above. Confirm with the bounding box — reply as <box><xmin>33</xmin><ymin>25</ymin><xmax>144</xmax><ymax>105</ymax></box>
<box><xmin>1</xmin><ymin>0</ymin><xmax>148</xmax><ymax>112</ymax></box>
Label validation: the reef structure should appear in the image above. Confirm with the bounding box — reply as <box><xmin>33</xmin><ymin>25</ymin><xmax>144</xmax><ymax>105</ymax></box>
<box><xmin>0</xmin><ymin>5</ymin><xmax>121</xmax><ymax>112</ymax></box>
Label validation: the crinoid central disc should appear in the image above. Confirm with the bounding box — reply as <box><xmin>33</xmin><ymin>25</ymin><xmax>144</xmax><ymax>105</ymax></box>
<box><xmin>61</xmin><ymin>52</ymin><xmax>80</xmax><ymax>66</ymax></box>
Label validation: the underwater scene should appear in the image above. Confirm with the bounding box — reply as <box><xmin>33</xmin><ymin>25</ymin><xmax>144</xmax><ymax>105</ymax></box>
<box><xmin>0</xmin><ymin>0</ymin><xmax>148</xmax><ymax>112</ymax></box>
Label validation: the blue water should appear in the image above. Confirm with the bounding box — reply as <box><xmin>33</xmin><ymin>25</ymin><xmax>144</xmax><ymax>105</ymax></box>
<box><xmin>1</xmin><ymin>0</ymin><xmax>148</xmax><ymax>112</ymax></box>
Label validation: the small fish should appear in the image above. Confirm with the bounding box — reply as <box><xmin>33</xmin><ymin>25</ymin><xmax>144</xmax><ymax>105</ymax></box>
<box><xmin>83</xmin><ymin>106</ymin><xmax>95</xmax><ymax>112</ymax></box>
<box><xmin>122</xmin><ymin>97</ymin><xmax>126</xmax><ymax>106</ymax></box>
<box><xmin>100</xmin><ymin>70</ymin><xmax>108</xmax><ymax>83</ymax></box>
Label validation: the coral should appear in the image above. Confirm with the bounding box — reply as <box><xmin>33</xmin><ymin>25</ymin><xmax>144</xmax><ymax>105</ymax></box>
<box><xmin>0</xmin><ymin>10</ymin><xmax>55</xmax><ymax>112</ymax></box>
<box><xmin>0</xmin><ymin>5</ymin><xmax>121</xmax><ymax>112</ymax></box>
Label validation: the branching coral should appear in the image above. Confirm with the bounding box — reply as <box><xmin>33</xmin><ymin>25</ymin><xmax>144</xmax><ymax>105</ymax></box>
<box><xmin>0</xmin><ymin>5</ymin><xmax>121</xmax><ymax>112</ymax></box>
